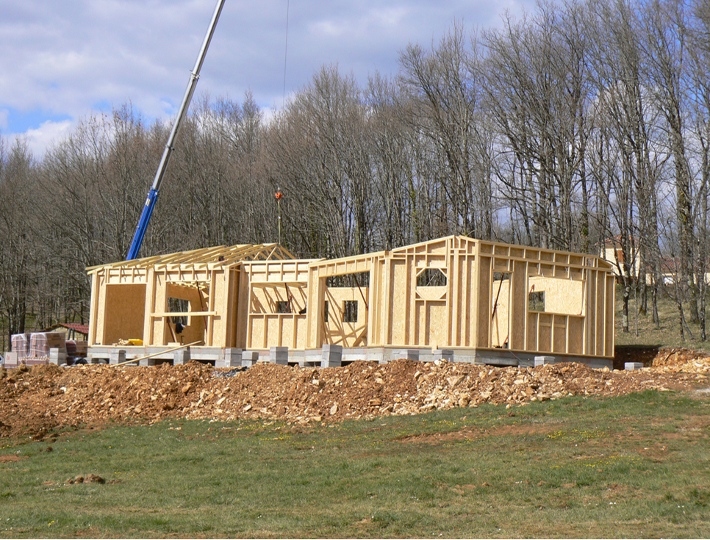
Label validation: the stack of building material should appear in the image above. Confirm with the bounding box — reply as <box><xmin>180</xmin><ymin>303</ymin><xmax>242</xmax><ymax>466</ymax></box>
<box><xmin>27</xmin><ymin>332</ymin><xmax>66</xmax><ymax>365</ymax></box>
<box><xmin>6</xmin><ymin>332</ymin><xmax>72</xmax><ymax>367</ymax></box>
<box><xmin>30</xmin><ymin>332</ymin><xmax>66</xmax><ymax>358</ymax></box>
<box><xmin>65</xmin><ymin>340</ymin><xmax>88</xmax><ymax>358</ymax></box>
<box><xmin>11</xmin><ymin>333</ymin><xmax>31</xmax><ymax>359</ymax></box>
<box><xmin>3</xmin><ymin>351</ymin><xmax>18</xmax><ymax>367</ymax></box>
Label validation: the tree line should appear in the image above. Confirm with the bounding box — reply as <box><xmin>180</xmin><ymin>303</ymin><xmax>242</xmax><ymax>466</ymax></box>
<box><xmin>2</xmin><ymin>0</ymin><xmax>710</xmax><ymax>350</ymax></box>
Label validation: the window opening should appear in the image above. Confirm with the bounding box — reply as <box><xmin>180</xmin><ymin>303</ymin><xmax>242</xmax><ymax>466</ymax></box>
<box><xmin>528</xmin><ymin>291</ymin><xmax>545</xmax><ymax>312</ymax></box>
<box><xmin>168</xmin><ymin>298</ymin><xmax>189</xmax><ymax>325</ymax></box>
<box><xmin>326</xmin><ymin>272</ymin><xmax>369</xmax><ymax>288</ymax></box>
<box><xmin>417</xmin><ymin>268</ymin><xmax>447</xmax><ymax>287</ymax></box>
<box><xmin>275</xmin><ymin>300</ymin><xmax>291</xmax><ymax>314</ymax></box>
<box><xmin>343</xmin><ymin>300</ymin><xmax>358</xmax><ymax>323</ymax></box>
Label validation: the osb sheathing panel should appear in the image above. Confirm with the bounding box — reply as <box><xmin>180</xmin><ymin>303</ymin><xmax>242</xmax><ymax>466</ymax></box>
<box><xmin>414</xmin><ymin>297</ymin><xmax>447</xmax><ymax>348</ymax></box>
<box><xmin>208</xmin><ymin>270</ymin><xmax>227</xmax><ymax>347</ymax></box>
<box><xmin>510</xmin><ymin>261</ymin><xmax>527</xmax><ymax>350</ymax></box>
<box><xmin>448</xmin><ymin>237</ymin><xmax>477</xmax><ymax>349</ymax></box>
<box><xmin>568</xmin><ymin>316</ymin><xmax>584</xmax><ymax>355</ymax></box>
<box><xmin>249</xmin><ymin>314</ymin><xmax>307</xmax><ymax>349</ymax></box>
<box><xmin>324</xmin><ymin>287</ymin><xmax>369</xmax><ymax>347</ymax></box>
<box><xmin>605</xmin><ymin>274</ymin><xmax>615</xmax><ymax>356</ymax></box>
<box><xmin>247</xmin><ymin>283</ymin><xmax>308</xmax><ymax>349</ymax></box>
<box><xmin>474</xmin><ymin>240</ymin><xmax>611</xmax><ymax>357</ymax></box>
<box><xmin>553</xmin><ymin>315</ymin><xmax>567</xmax><ymax>353</ymax></box>
<box><xmin>528</xmin><ymin>276</ymin><xmax>584</xmax><ymax>315</ymax></box>
<box><xmin>101</xmin><ymin>284</ymin><xmax>146</xmax><ymax>345</ymax></box>
<box><xmin>250</xmin><ymin>284</ymin><xmax>307</xmax><ymax>313</ymax></box>
<box><xmin>368</xmin><ymin>259</ymin><xmax>387</xmax><ymax>347</ymax></box>
<box><xmin>387</xmin><ymin>259</ymin><xmax>408</xmax><ymax>346</ymax></box>
<box><xmin>595</xmin><ymin>271</ymin><xmax>606</xmax><ymax>356</ymax></box>
<box><xmin>240</xmin><ymin>260</ymin><xmax>312</xmax><ymax>350</ymax></box>
<box><xmin>477</xmin><ymin>256</ymin><xmax>491</xmax><ymax>348</ymax></box>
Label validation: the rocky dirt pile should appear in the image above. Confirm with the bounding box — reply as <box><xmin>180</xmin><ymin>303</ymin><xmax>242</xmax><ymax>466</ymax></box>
<box><xmin>1</xmin><ymin>351</ymin><xmax>709</xmax><ymax>440</ymax></box>
<box><xmin>652</xmin><ymin>347</ymin><xmax>710</xmax><ymax>368</ymax></box>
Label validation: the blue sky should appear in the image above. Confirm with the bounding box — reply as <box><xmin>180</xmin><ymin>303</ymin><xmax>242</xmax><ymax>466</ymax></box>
<box><xmin>0</xmin><ymin>0</ymin><xmax>534</xmax><ymax>157</ymax></box>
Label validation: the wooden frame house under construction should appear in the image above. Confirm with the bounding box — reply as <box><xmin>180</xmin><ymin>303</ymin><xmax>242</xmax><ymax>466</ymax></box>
<box><xmin>86</xmin><ymin>236</ymin><xmax>615</xmax><ymax>368</ymax></box>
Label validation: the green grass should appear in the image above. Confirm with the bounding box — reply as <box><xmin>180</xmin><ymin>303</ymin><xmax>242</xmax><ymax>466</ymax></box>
<box><xmin>1</xmin><ymin>390</ymin><xmax>709</xmax><ymax>538</ymax></box>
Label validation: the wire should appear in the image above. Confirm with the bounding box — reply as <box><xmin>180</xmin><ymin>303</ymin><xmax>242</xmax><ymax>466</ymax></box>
<box><xmin>282</xmin><ymin>0</ymin><xmax>290</xmax><ymax>109</ymax></box>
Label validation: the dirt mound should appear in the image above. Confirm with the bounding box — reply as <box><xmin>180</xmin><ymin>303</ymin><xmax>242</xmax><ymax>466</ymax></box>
<box><xmin>1</xmin><ymin>355</ymin><xmax>709</xmax><ymax>440</ymax></box>
<box><xmin>651</xmin><ymin>347</ymin><xmax>710</xmax><ymax>367</ymax></box>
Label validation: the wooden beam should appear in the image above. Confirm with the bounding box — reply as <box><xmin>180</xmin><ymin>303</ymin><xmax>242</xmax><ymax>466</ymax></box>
<box><xmin>112</xmin><ymin>341</ymin><xmax>201</xmax><ymax>366</ymax></box>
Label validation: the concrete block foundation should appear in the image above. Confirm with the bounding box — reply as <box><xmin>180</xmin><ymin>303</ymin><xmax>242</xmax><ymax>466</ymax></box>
<box><xmin>534</xmin><ymin>356</ymin><xmax>556</xmax><ymax>367</ymax></box>
<box><xmin>173</xmin><ymin>347</ymin><xmax>191</xmax><ymax>365</ymax></box>
<box><xmin>241</xmin><ymin>351</ymin><xmax>259</xmax><ymax>367</ymax></box>
<box><xmin>109</xmin><ymin>349</ymin><xmax>126</xmax><ymax>365</ymax></box>
<box><xmin>270</xmin><ymin>347</ymin><xmax>289</xmax><ymax>365</ymax></box>
<box><xmin>217</xmin><ymin>348</ymin><xmax>242</xmax><ymax>368</ymax></box>
<box><xmin>89</xmin><ymin>345</ymin><xmax>614</xmax><ymax>371</ymax></box>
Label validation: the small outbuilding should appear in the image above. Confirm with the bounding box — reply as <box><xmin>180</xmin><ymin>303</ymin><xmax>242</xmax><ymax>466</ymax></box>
<box><xmin>86</xmin><ymin>236</ymin><xmax>615</xmax><ymax>368</ymax></box>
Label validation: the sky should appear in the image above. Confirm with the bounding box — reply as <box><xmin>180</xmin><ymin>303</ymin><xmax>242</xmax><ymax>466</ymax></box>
<box><xmin>0</xmin><ymin>0</ymin><xmax>535</xmax><ymax>157</ymax></box>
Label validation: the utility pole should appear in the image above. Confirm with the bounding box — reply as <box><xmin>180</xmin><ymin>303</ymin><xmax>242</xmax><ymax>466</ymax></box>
<box><xmin>275</xmin><ymin>188</ymin><xmax>283</xmax><ymax>245</ymax></box>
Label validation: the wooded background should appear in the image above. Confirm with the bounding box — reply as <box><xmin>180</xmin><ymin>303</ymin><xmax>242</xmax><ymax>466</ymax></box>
<box><xmin>2</xmin><ymin>0</ymin><xmax>709</xmax><ymax>350</ymax></box>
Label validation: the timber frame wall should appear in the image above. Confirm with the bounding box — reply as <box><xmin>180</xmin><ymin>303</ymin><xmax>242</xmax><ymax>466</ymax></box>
<box><xmin>87</xmin><ymin>236</ymin><xmax>615</xmax><ymax>360</ymax></box>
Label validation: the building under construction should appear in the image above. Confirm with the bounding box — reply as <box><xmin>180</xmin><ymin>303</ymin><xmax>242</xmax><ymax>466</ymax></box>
<box><xmin>86</xmin><ymin>235</ymin><xmax>615</xmax><ymax>368</ymax></box>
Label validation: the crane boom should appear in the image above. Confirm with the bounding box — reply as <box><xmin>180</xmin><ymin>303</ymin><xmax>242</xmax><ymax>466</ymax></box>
<box><xmin>126</xmin><ymin>0</ymin><xmax>226</xmax><ymax>260</ymax></box>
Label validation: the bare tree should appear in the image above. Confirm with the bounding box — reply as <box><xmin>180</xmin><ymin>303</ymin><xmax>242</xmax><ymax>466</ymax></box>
<box><xmin>0</xmin><ymin>138</ymin><xmax>37</xmax><ymax>346</ymax></box>
<box><xmin>587</xmin><ymin>0</ymin><xmax>666</xmax><ymax>332</ymax></box>
<box><xmin>483</xmin><ymin>2</ymin><xmax>592</xmax><ymax>252</ymax></box>
<box><xmin>267</xmin><ymin>66</ymin><xmax>374</xmax><ymax>257</ymax></box>
<box><xmin>399</xmin><ymin>22</ymin><xmax>494</xmax><ymax>240</ymax></box>
<box><xmin>643</xmin><ymin>0</ymin><xmax>697</xmax><ymax>335</ymax></box>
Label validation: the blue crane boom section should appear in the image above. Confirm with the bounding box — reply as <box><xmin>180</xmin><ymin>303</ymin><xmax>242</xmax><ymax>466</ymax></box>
<box><xmin>126</xmin><ymin>0</ymin><xmax>226</xmax><ymax>260</ymax></box>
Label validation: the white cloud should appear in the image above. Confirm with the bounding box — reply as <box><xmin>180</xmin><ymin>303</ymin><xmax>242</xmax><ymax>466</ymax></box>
<box><xmin>0</xmin><ymin>109</ymin><xmax>8</xmax><ymax>131</ymax></box>
<box><xmin>0</xmin><ymin>0</ymin><xmax>538</xmax><ymax>152</ymax></box>
<box><xmin>19</xmin><ymin>119</ymin><xmax>74</xmax><ymax>158</ymax></box>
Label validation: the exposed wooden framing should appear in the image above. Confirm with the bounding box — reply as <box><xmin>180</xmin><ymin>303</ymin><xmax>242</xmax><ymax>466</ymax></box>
<box><xmin>87</xmin><ymin>236</ymin><xmax>615</xmax><ymax>360</ymax></box>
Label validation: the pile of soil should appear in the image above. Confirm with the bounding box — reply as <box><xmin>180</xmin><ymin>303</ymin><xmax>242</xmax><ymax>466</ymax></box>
<box><xmin>1</xmin><ymin>350</ymin><xmax>708</xmax><ymax>440</ymax></box>
<box><xmin>651</xmin><ymin>347</ymin><xmax>710</xmax><ymax>367</ymax></box>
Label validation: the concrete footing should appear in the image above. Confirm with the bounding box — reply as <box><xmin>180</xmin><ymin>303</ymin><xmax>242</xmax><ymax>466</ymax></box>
<box><xmin>270</xmin><ymin>347</ymin><xmax>289</xmax><ymax>365</ymax></box>
<box><xmin>173</xmin><ymin>347</ymin><xmax>191</xmax><ymax>365</ymax></box>
<box><xmin>625</xmin><ymin>362</ymin><xmax>644</xmax><ymax>370</ymax></box>
<box><xmin>321</xmin><ymin>344</ymin><xmax>342</xmax><ymax>367</ymax></box>
<box><xmin>394</xmin><ymin>349</ymin><xmax>420</xmax><ymax>361</ymax></box>
<box><xmin>109</xmin><ymin>349</ymin><xmax>126</xmax><ymax>365</ymax></box>
<box><xmin>534</xmin><ymin>355</ymin><xmax>556</xmax><ymax>367</ymax></box>
<box><xmin>49</xmin><ymin>348</ymin><xmax>67</xmax><ymax>366</ymax></box>
<box><xmin>241</xmin><ymin>351</ymin><xmax>259</xmax><ymax>367</ymax></box>
<box><xmin>217</xmin><ymin>348</ymin><xmax>242</xmax><ymax>368</ymax></box>
<box><xmin>432</xmin><ymin>349</ymin><xmax>454</xmax><ymax>362</ymax></box>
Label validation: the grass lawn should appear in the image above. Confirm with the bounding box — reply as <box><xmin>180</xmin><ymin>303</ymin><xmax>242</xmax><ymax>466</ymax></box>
<box><xmin>1</xmin><ymin>390</ymin><xmax>709</xmax><ymax>538</ymax></box>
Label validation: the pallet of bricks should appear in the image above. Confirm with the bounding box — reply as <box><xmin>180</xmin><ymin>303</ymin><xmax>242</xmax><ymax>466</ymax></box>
<box><xmin>5</xmin><ymin>332</ymin><xmax>67</xmax><ymax>367</ymax></box>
